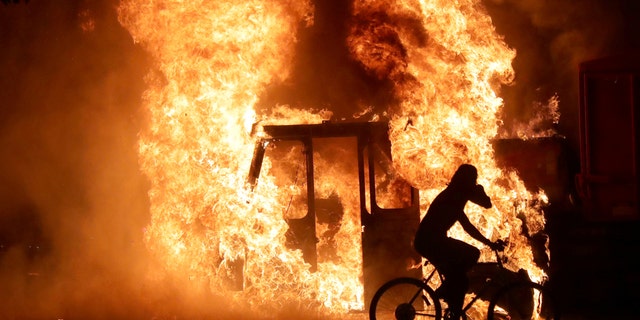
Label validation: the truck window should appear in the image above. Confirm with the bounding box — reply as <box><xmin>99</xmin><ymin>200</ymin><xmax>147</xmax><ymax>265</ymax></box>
<box><xmin>262</xmin><ymin>139</ymin><xmax>308</xmax><ymax>219</ymax></box>
<box><xmin>364</xmin><ymin>144</ymin><xmax>413</xmax><ymax>210</ymax></box>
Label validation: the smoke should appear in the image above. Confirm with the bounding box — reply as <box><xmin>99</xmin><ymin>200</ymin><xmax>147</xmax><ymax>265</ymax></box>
<box><xmin>0</xmin><ymin>1</ymin><xmax>154</xmax><ymax>318</ymax></box>
<box><xmin>259</xmin><ymin>0</ymin><xmax>640</xmax><ymax>145</ymax></box>
<box><xmin>257</xmin><ymin>0</ymin><xmax>396</xmax><ymax>120</ymax></box>
<box><xmin>483</xmin><ymin>0</ymin><xmax>639</xmax><ymax>145</ymax></box>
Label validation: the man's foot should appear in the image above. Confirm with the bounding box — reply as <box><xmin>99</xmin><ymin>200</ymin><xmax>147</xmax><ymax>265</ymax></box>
<box><xmin>435</xmin><ymin>282</ymin><xmax>451</xmax><ymax>299</ymax></box>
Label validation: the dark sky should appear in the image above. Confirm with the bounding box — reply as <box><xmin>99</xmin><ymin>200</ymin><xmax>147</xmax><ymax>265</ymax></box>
<box><xmin>0</xmin><ymin>0</ymin><xmax>639</xmax><ymax>318</ymax></box>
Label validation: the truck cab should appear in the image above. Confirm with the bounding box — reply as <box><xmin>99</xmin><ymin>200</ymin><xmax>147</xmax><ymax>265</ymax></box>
<box><xmin>247</xmin><ymin>120</ymin><xmax>422</xmax><ymax>307</ymax></box>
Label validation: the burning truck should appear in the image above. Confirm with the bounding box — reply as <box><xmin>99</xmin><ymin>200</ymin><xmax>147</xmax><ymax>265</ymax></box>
<box><xmin>245</xmin><ymin>120</ymin><xmax>422</xmax><ymax>308</ymax></box>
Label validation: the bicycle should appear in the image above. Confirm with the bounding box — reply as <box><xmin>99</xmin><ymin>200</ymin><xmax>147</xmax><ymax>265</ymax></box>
<box><xmin>368</xmin><ymin>246</ymin><xmax>559</xmax><ymax>320</ymax></box>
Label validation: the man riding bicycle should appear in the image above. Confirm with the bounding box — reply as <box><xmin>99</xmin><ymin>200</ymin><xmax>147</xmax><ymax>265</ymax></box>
<box><xmin>414</xmin><ymin>164</ymin><xmax>505</xmax><ymax>320</ymax></box>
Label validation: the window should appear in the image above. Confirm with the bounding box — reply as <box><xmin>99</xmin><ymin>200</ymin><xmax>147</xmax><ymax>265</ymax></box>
<box><xmin>367</xmin><ymin>143</ymin><xmax>413</xmax><ymax>210</ymax></box>
<box><xmin>263</xmin><ymin>139</ymin><xmax>308</xmax><ymax>219</ymax></box>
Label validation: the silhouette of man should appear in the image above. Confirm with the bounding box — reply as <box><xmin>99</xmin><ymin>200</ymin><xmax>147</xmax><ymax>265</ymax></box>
<box><xmin>414</xmin><ymin>164</ymin><xmax>504</xmax><ymax>320</ymax></box>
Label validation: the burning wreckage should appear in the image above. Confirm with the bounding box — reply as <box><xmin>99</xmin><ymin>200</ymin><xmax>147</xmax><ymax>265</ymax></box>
<box><xmin>243</xmin><ymin>120</ymin><xmax>551</xmax><ymax>310</ymax></box>
<box><xmin>246</xmin><ymin>120</ymin><xmax>422</xmax><ymax>307</ymax></box>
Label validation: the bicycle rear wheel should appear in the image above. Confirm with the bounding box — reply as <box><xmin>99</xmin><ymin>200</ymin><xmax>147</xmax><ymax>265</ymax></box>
<box><xmin>369</xmin><ymin>277</ymin><xmax>442</xmax><ymax>320</ymax></box>
<box><xmin>487</xmin><ymin>281</ymin><xmax>559</xmax><ymax>320</ymax></box>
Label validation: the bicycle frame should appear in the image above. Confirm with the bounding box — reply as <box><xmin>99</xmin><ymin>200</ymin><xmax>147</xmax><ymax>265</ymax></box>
<box><xmin>424</xmin><ymin>250</ymin><xmax>540</xmax><ymax>315</ymax></box>
<box><xmin>369</xmin><ymin>250</ymin><xmax>559</xmax><ymax>320</ymax></box>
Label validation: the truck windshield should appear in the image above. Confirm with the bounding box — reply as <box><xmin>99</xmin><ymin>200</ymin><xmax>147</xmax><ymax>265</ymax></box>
<box><xmin>262</xmin><ymin>139</ymin><xmax>308</xmax><ymax>219</ymax></box>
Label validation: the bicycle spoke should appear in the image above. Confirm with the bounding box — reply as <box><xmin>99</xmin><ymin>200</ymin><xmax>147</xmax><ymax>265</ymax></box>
<box><xmin>370</xmin><ymin>277</ymin><xmax>442</xmax><ymax>320</ymax></box>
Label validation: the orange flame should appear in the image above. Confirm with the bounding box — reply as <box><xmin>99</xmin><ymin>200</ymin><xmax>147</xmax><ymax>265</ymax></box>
<box><xmin>118</xmin><ymin>0</ymin><xmax>550</xmax><ymax>316</ymax></box>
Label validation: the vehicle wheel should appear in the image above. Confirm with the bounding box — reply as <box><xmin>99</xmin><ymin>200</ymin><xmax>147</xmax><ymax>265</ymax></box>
<box><xmin>369</xmin><ymin>277</ymin><xmax>442</xmax><ymax>320</ymax></box>
<box><xmin>487</xmin><ymin>281</ymin><xmax>559</xmax><ymax>320</ymax></box>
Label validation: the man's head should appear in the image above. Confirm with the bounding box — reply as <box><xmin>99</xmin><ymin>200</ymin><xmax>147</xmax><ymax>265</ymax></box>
<box><xmin>450</xmin><ymin>164</ymin><xmax>492</xmax><ymax>208</ymax></box>
<box><xmin>449</xmin><ymin>164</ymin><xmax>478</xmax><ymax>188</ymax></box>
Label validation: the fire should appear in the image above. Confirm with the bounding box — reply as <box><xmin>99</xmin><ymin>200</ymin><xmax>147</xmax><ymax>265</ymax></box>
<box><xmin>118</xmin><ymin>0</ymin><xmax>550</xmax><ymax>317</ymax></box>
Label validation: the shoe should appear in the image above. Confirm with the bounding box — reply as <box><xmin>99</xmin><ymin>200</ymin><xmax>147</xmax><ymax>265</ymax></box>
<box><xmin>435</xmin><ymin>282</ymin><xmax>446</xmax><ymax>296</ymax></box>
<box><xmin>435</xmin><ymin>282</ymin><xmax>452</xmax><ymax>300</ymax></box>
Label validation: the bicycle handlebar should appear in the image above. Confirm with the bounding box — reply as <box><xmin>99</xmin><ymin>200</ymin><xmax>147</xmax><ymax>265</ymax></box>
<box><xmin>491</xmin><ymin>239</ymin><xmax>508</xmax><ymax>268</ymax></box>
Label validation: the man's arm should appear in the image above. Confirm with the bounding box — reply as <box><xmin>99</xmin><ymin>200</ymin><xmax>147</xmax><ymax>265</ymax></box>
<box><xmin>459</xmin><ymin>213</ymin><xmax>493</xmax><ymax>247</ymax></box>
<box><xmin>469</xmin><ymin>184</ymin><xmax>492</xmax><ymax>208</ymax></box>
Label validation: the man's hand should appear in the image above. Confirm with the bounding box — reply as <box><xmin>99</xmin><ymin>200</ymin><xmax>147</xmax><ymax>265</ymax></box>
<box><xmin>490</xmin><ymin>239</ymin><xmax>507</xmax><ymax>251</ymax></box>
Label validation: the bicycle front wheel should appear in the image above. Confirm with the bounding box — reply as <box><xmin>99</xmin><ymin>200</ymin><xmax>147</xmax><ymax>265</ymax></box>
<box><xmin>369</xmin><ymin>277</ymin><xmax>442</xmax><ymax>320</ymax></box>
<box><xmin>487</xmin><ymin>281</ymin><xmax>559</xmax><ymax>320</ymax></box>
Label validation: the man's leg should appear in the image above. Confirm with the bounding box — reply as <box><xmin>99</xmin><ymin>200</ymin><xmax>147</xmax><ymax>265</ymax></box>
<box><xmin>445</xmin><ymin>272</ymin><xmax>468</xmax><ymax>320</ymax></box>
